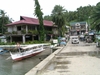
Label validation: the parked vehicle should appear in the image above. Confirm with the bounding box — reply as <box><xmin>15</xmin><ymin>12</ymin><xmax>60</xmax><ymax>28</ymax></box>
<box><xmin>96</xmin><ymin>35</ymin><xmax>100</xmax><ymax>47</ymax></box>
<box><xmin>60</xmin><ymin>37</ymin><xmax>67</xmax><ymax>46</ymax></box>
<box><xmin>71</xmin><ymin>36</ymin><xmax>79</xmax><ymax>44</ymax></box>
<box><xmin>0</xmin><ymin>48</ymin><xmax>8</xmax><ymax>54</ymax></box>
<box><xmin>10</xmin><ymin>44</ymin><xmax>45</xmax><ymax>61</ymax></box>
<box><xmin>80</xmin><ymin>34</ymin><xmax>85</xmax><ymax>41</ymax></box>
<box><xmin>85</xmin><ymin>35</ymin><xmax>92</xmax><ymax>43</ymax></box>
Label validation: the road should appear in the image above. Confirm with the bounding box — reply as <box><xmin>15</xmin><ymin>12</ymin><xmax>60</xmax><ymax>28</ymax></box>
<box><xmin>41</xmin><ymin>41</ymin><xmax>100</xmax><ymax>75</ymax></box>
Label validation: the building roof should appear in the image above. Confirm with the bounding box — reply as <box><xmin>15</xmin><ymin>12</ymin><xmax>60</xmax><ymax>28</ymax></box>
<box><xmin>6</xmin><ymin>16</ymin><xmax>54</xmax><ymax>27</ymax></box>
<box><xmin>70</xmin><ymin>21</ymin><xmax>87</xmax><ymax>26</ymax></box>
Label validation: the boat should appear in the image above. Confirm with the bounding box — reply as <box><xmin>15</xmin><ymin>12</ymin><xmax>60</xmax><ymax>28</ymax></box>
<box><xmin>0</xmin><ymin>48</ymin><xmax>8</xmax><ymax>54</ymax></box>
<box><xmin>10</xmin><ymin>44</ymin><xmax>45</xmax><ymax>61</ymax></box>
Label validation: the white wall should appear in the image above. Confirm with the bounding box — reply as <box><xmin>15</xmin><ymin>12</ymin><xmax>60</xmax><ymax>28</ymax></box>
<box><xmin>8</xmin><ymin>26</ymin><xmax>12</xmax><ymax>32</ymax></box>
<box><xmin>8</xmin><ymin>25</ymin><xmax>17</xmax><ymax>32</ymax></box>
<box><xmin>52</xmin><ymin>28</ymin><xmax>58</xmax><ymax>34</ymax></box>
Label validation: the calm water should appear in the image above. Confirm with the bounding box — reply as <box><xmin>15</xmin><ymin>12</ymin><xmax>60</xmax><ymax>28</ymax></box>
<box><xmin>0</xmin><ymin>48</ymin><xmax>51</xmax><ymax>75</ymax></box>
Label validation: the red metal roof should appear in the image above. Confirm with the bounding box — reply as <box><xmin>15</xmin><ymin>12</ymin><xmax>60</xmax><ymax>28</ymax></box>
<box><xmin>6</xmin><ymin>16</ymin><xmax>54</xmax><ymax>26</ymax></box>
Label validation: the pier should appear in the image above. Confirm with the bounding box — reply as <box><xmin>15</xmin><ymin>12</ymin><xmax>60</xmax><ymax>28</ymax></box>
<box><xmin>25</xmin><ymin>41</ymin><xmax>100</xmax><ymax>75</ymax></box>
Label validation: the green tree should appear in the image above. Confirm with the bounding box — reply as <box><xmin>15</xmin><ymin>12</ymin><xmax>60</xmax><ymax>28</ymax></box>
<box><xmin>43</xmin><ymin>15</ymin><xmax>52</xmax><ymax>21</ymax></box>
<box><xmin>76</xmin><ymin>5</ymin><xmax>94</xmax><ymax>21</ymax></box>
<box><xmin>67</xmin><ymin>11</ymin><xmax>77</xmax><ymax>22</ymax></box>
<box><xmin>44</xmin><ymin>4</ymin><xmax>95</xmax><ymax>30</ymax></box>
<box><xmin>91</xmin><ymin>2</ymin><xmax>100</xmax><ymax>31</ymax></box>
<box><xmin>52</xmin><ymin>5</ymin><xmax>66</xmax><ymax>36</ymax></box>
<box><xmin>34</xmin><ymin>0</ymin><xmax>45</xmax><ymax>41</ymax></box>
<box><xmin>0</xmin><ymin>9</ymin><xmax>12</xmax><ymax>34</ymax></box>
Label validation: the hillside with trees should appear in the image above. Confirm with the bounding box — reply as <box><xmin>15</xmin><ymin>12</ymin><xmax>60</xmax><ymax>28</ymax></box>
<box><xmin>43</xmin><ymin>2</ymin><xmax>100</xmax><ymax>31</ymax></box>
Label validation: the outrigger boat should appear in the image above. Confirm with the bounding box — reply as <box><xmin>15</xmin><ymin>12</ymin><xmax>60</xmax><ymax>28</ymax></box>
<box><xmin>10</xmin><ymin>44</ymin><xmax>45</xmax><ymax>61</ymax></box>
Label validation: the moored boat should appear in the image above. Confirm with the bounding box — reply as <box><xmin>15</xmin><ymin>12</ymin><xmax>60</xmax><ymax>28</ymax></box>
<box><xmin>10</xmin><ymin>44</ymin><xmax>45</xmax><ymax>61</ymax></box>
<box><xmin>0</xmin><ymin>48</ymin><xmax>8</xmax><ymax>54</ymax></box>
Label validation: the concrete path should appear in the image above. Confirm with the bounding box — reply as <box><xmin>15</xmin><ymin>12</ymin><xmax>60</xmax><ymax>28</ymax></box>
<box><xmin>41</xmin><ymin>41</ymin><xmax>100</xmax><ymax>75</ymax></box>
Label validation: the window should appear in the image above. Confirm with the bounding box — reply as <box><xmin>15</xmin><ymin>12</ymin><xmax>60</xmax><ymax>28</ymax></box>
<box><xmin>17</xmin><ymin>26</ymin><xmax>21</xmax><ymax>31</ymax></box>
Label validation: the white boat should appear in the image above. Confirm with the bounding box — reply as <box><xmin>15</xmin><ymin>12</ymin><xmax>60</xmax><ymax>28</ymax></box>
<box><xmin>10</xmin><ymin>44</ymin><xmax>45</xmax><ymax>61</ymax></box>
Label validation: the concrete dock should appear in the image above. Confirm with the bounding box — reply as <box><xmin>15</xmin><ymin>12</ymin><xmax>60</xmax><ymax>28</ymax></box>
<box><xmin>25</xmin><ymin>41</ymin><xmax>100</xmax><ymax>75</ymax></box>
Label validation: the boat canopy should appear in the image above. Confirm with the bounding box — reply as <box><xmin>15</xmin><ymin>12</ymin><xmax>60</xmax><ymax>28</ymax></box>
<box><xmin>21</xmin><ymin>44</ymin><xmax>43</xmax><ymax>50</ymax></box>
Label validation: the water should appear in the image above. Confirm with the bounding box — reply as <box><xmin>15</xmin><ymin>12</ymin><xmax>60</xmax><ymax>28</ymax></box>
<box><xmin>0</xmin><ymin>47</ymin><xmax>51</xmax><ymax>75</ymax></box>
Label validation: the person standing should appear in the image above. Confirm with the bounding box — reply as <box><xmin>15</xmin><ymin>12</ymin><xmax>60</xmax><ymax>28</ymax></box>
<box><xmin>16</xmin><ymin>42</ymin><xmax>21</xmax><ymax>52</ymax></box>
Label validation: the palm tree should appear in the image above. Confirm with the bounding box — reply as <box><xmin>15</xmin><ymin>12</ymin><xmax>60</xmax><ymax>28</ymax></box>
<box><xmin>0</xmin><ymin>10</ymin><xmax>12</xmax><ymax>34</ymax></box>
<box><xmin>52</xmin><ymin>5</ymin><xmax>66</xmax><ymax>37</ymax></box>
<box><xmin>0</xmin><ymin>10</ymin><xmax>6</xmax><ymax>34</ymax></box>
<box><xmin>91</xmin><ymin>2</ymin><xmax>100</xmax><ymax>31</ymax></box>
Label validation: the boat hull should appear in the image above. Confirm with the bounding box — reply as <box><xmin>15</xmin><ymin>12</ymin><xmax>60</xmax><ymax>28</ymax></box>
<box><xmin>10</xmin><ymin>44</ymin><xmax>45</xmax><ymax>61</ymax></box>
<box><xmin>11</xmin><ymin>51</ymin><xmax>43</xmax><ymax>61</ymax></box>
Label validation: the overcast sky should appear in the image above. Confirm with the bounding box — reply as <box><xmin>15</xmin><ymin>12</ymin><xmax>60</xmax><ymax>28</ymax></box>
<box><xmin>0</xmin><ymin>0</ymin><xmax>100</xmax><ymax>21</ymax></box>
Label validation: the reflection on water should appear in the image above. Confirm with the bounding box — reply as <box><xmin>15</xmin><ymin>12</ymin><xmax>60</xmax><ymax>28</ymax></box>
<box><xmin>0</xmin><ymin>55</ymin><xmax>47</xmax><ymax>75</ymax></box>
<box><xmin>0</xmin><ymin>47</ymin><xmax>51</xmax><ymax>75</ymax></box>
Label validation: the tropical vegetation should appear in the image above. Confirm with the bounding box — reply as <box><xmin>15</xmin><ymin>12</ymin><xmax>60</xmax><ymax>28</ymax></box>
<box><xmin>52</xmin><ymin>5</ymin><xmax>66</xmax><ymax>36</ymax></box>
<box><xmin>91</xmin><ymin>2</ymin><xmax>100</xmax><ymax>31</ymax></box>
<box><xmin>43</xmin><ymin>4</ymin><xmax>97</xmax><ymax>33</ymax></box>
<box><xmin>34</xmin><ymin>0</ymin><xmax>45</xmax><ymax>41</ymax></box>
<box><xmin>0</xmin><ymin>9</ymin><xmax>12</xmax><ymax>34</ymax></box>
<box><xmin>1</xmin><ymin>1</ymin><xmax>100</xmax><ymax>42</ymax></box>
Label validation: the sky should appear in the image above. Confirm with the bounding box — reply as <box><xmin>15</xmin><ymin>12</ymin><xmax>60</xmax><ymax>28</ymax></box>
<box><xmin>0</xmin><ymin>0</ymin><xmax>100</xmax><ymax>21</ymax></box>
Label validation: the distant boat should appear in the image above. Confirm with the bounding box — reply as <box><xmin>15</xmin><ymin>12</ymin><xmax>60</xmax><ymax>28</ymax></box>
<box><xmin>0</xmin><ymin>48</ymin><xmax>8</xmax><ymax>54</ymax></box>
<box><xmin>10</xmin><ymin>44</ymin><xmax>45</xmax><ymax>61</ymax></box>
